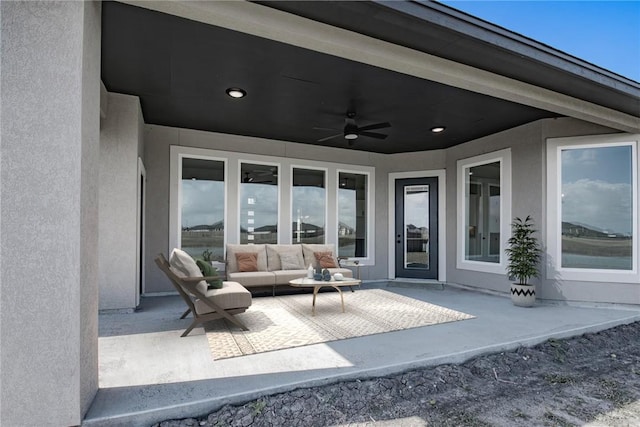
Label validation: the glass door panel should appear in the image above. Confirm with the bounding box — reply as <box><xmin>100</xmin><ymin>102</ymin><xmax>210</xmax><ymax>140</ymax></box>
<box><xmin>395</xmin><ymin>177</ymin><xmax>438</xmax><ymax>279</ymax></box>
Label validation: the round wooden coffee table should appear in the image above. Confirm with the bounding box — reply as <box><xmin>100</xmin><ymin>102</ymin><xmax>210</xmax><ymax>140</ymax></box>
<box><xmin>289</xmin><ymin>277</ymin><xmax>362</xmax><ymax>316</ymax></box>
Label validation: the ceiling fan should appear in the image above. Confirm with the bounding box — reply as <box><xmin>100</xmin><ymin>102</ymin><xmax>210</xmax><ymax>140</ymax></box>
<box><xmin>316</xmin><ymin>112</ymin><xmax>391</xmax><ymax>145</ymax></box>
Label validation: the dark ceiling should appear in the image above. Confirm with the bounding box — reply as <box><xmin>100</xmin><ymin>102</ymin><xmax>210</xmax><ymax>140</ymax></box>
<box><xmin>101</xmin><ymin>1</ymin><xmax>568</xmax><ymax>154</ymax></box>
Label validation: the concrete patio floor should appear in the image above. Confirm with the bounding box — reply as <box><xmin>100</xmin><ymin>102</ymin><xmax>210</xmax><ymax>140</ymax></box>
<box><xmin>84</xmin><ymin>282</ymin><xmax>640</xmax><ymax>426</ymax></box>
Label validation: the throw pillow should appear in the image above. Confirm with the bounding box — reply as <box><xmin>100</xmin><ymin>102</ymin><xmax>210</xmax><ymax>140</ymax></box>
<box><xmin>314</xmin><ymin>251</ymin><xmax>337</xmax><ymax>268</ymax></box>
<box><xmin>236</xmin><ymin>252</ymin><xmax>258</xmax><ymax>272</ymax></box>
<box><xmin>279</xmin><ymin>252</ymin><xmax>303</xmax><ymax>270</ymax></box>
<box><xmin>195</xmin><ymin>259</ymin><xmax>223</xmax><ymax>289</ymax></box>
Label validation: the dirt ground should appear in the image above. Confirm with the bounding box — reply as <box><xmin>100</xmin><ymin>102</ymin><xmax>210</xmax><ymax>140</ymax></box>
<box><xmin>155</xmin><ymin>321</ymin><xmax>640</xmax><ymax>427</ymax></box>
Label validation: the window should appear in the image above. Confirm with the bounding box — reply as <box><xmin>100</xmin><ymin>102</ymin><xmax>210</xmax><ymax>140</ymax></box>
<box><xmin>338</xmin><ymin>171</ymin><xmax>368</xmax><ymax>258</ymax></box>
<box><xmin>457</xmin><ymin>149</ymin><xmax>511</xmax><ymax>273</ymax></box>
<box><xmin>292</xmin><ymin>168</ymin><xmax>325</xmax><ymax>244</ymax></box>
<box><xmin>171</xmin><ymin>147</ymin><xmax>375</xmax><ymax>263</ymax></box>
<box><xmin>547</xmin><ymin>134</ymin><xmax>638</xmax><ymax>282</ymax></box>
<box><xmin>240</xmin><ymin>163</ymin><xmax>279</xmax><ymax>244</ymax></box>
<box><xmin>180</xmin><ymin>157</ymin><xmax>225</xmax><ymax>261</ymax></box>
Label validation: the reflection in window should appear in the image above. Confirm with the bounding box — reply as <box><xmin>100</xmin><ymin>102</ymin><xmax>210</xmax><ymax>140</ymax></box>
<box><xmin>338</xmin><ymin>172</ymin><xmax>367</xmax><ymax>257</ymax></box>
<box><xmin>292</xmin><ymin>168</ymin><xmax>325</xmax><ymax>244</ymax></box>
<box><xmin>561</xmin><ymin>145</ymin><xmax>633</xmax><ymax>270</ymax></box>
<box><xmin>181</xmin><ymin>158</ymin><xmax>225</xmax><ymax>261</ymax></box>
<box><xmin>465</xmin><ymin>161</ymin><xmax>501</xmax><ymax>263</ymax></box>
<box><xmin>405</xmin><ymin>185</ymin><xmax>429</xmax><ymax>269</ymax></box>
<box><xmin>240</xmin><ymin>163</ymin><xmax>278</xmax><ymax>244</ymax></box>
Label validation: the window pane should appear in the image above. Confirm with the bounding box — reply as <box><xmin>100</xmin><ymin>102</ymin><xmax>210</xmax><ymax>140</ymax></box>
<box><xmin>292</xmin><ymin>168</ymin><xmax>325</xmax><ymax>244</ymax></box>
<box><xmin>240</xmin><ymin>163</ymin><xmax>278</xmax><ymax>244</ymax></box>
<box><xmin>181</xmin><ymin>158</ymin><xmax>225</xmax><ymax>261</ymax></box>
<box><xmin>405</xmin><ymin>185</ymin><xmax>429</xmax><ymax>269</ymax></box>
<box><xmin>338</xmin><ymin>172</ymin><xmax>367</xmax><ymax>257</ymax></box>
<box><xmin>561</xmin><ymin>146</ymin><xmax>633</xmax><ymax>270</ymax></box>
<box><xmin>465</xmin><ymin>161</ymin><xmax>500</xmax><ymax>263</ymax></box>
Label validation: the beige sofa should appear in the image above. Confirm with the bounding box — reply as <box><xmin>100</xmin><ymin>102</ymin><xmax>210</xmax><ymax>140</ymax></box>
<box><xmin>226</xmin><ymin>243</ymin><xmax>353</xmax><ymax>295</ymax></box>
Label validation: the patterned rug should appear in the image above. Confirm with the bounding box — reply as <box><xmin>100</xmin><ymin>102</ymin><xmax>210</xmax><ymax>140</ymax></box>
<box><xmin>204</xmin><ymin>288</ymin><xmax>475</xmax><ymax>360</ymax></box>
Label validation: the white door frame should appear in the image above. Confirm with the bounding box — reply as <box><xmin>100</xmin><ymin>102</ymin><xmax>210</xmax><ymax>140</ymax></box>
<box><xmin>388</xmin><ymin>170</ymin><xmax>446</xmax><ymax>281</ymax></box>
<box><xmin>136</xmin><ymin>157</ymin><xmax>146</xmax><ymax>304</ymax></box>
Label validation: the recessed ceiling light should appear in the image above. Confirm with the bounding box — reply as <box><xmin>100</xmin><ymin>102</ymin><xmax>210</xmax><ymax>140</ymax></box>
<box><xmin>226</xmin><ymin>87</ymin><xmax>246</xmax><ymax>98</ymax></box>
<box><xmin>431</xmin><ymin>126</ymin><xmax>446</xmax><ymax>133</ymax></box>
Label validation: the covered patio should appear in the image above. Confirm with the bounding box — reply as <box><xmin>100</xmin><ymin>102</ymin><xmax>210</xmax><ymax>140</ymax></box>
<box><xmin>86</xmin><ymin>283</ymin><xmax>640</xmax><ymax>425</ymax></box>
<box><xmin>1</xmin><ymin>2</ymin><xmax>638</xmax><ymax>426</ymax></box>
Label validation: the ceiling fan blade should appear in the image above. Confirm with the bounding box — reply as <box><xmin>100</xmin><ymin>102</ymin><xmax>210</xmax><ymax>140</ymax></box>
<box><xmin>358</xmin><ymin>122</ymin><xmax>391</xmax><ymax>132</ymax></box>
<box><xmin>313</xmin><ymin>126</ymin><xmax>339</xmax><ymax>131</ymax></box>
<box><xmin>359</xmin><ymin>131</ymin><xmax>388</xmax><ymax>139</ymax></box>
<box><xmin>317</xmin><ymin>133</ymin><xmax>343</xmax><ymax>142</ymax></box>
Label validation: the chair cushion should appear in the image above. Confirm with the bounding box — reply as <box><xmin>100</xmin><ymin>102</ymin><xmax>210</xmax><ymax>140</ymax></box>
<box><xmin>196</xmin><ymin>259</ymin><xmax>223</xmax><ymax>289</ymax></box>
<box><xmin>266</xmin><ymin>244</ymin><xmax>305</xmax><ymax>271</ymax></box>
<box><xmin>226</xmin><ymin>244</ymin><xmax>268</xmax><ymax>273</ymax></box>
<box><xmin>169</xmin><ymin>248</ymin><xmax>208</xmax><ymax>294</ymax></box>
<box><xmin>194</xmin><ymin>281</ymin><xmax>252</xmax><ymax>315</ymax></box>
<box><xmin>302</xmin><ymin>244</ymin><xmax>339</xmax><ymax>270</ymax></box>
<box><xmin>236</xmin><ymin>252</ymin><xmax>258</xmax><ymax>272</ymax></box>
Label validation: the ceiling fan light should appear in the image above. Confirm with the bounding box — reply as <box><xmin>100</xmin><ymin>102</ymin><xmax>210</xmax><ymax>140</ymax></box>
<box><xmin>344</xmin><ymin>133</ymin><xmax>358</xmax><ymax>140</ymax></box>
<box><xmin>226</xmin><ymin>87</ymin><xmax>246</xmax><ymax>98</ymax></box>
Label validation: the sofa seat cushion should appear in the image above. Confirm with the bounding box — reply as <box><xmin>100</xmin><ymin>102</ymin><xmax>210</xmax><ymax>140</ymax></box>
<box><xmin>194</xmin><ymin>281</ymin><xmax>252</xmax><ymax>315</ymax></box>
<box><xmin>226</xmin><ymin>244</ymin><xmax>268</xmax><ymax>273</ymax></box>
<box><xmin>272</xmin><ymin>269</ymin><xmax>308</xmax><ymax>285</ymax></box>
<box><xmin>266</xmin><ymin>244</ymin><xmax>305</xmax><ymax>271</ymax></box>
<box><xmin>227</xmin><ymin>271</ymin><xmax>276</xmax><ymax>288</ymax></box>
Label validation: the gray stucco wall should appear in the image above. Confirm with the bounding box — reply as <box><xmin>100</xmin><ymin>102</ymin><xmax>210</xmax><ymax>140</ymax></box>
<box><xmin>443</xmin><ymin>117</ymin><xmax>634</xmax><ymax>304</ymax></box>
<box><xmin>0</xmin><ymin>2</ymin><xmax>100</xmax><ymax>424</ymax></box>
<box><xmin>143</xmin><ymin>125</ymin><xmax>385</xmax><ymax>293</ymax></box>
<box><xmin>141</xmin><ymin>117</ymin><xmax>637</xmax><ymax>305</ymax></box>
<box><xmin>99</xmin><ymin>92</ymin><xmax>144</xmax><ymax>310</ymax></box>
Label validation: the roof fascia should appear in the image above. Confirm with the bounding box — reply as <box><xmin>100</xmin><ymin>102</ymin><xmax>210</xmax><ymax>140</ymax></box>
<box><xmin>119</xmin><ymin>0</ymin><xmax>640</xmax><ymax>133</ymax></box>
<box><xmin>389</xmin><ymin>1</ymin><xmax>640</xmax><ymax>93</ymax></box>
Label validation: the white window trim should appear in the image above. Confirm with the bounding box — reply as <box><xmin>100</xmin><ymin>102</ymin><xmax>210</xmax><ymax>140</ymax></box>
<box><xmin>336</xmin><ymin>168</ymin><xmax>376</xmax><ymax>265</ymax></box>
<box><xmin>290</xmin><ymin>164</ymin><xmax>329</xmax><ymax>244</ymax></box>
<box><xmin>388</xmin><ymin>170</ymin><xmax>446</xmax><ymax>282</ymax></box>
<box><xmin>546</xmin><ymin>133</ymin><xmax>639</xmax><ymax>283</ymax></box>
<box><xmin>170</xmin><ymin>146</ymin><xmax>375</xmax><ymax>264</ymax></box>
<box><xmin>456</xmin><ymin>148</ymin><xmax>512</xmax><ymax>275</ymax></box>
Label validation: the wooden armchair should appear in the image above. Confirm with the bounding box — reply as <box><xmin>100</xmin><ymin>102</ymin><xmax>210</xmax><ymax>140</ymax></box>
<box><xmin>155</xmin><ymin>253</ymin><xmax>251</xmax><ymax>337</ymax></box>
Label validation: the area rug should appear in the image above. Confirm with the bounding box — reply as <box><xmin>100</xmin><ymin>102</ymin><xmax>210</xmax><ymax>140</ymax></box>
<box><xmin>204</xmin><ymin>288</ymin><xmax>475</xmax><ymax>360</ymax></box>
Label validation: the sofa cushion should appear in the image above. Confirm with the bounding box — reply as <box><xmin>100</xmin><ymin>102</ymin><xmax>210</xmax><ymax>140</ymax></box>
<box><xmin>236</xmin><ymin>252</ymin><xmax>259</xmax><ymax>272</ymax></box>
<box><xmin>280</xmin><ymin>252</ymin><xmax>304</xmax><ymax>270</ymax></box>
<box><xmin>314</xmin><ymin>251</ymin><xmax>337</xmax><ymax>268</ymax></box>
<box><xmin>226</xmin><ymin>244</ymin><xmax>267</xmax><ymax>273</ymax></box>
<box><xmin>272</xmin><ymin>269</ymin><xmax>308</xmax><ymax>285</ymax></box>
<box><xmin>228</xmin><ymin>271</ymin><xmax>277</xmax><ymax>288</ymax></box>
<box><xmin>169</xmin><ymin>248</ymin><xmax>208</xmax><ymax>294</ymax></box>
<box><xmin>266</xmin><ymin>244</ymin><xmax>305</xmax><ymax>271</ymax></box>
<box><xmin>302</xmin><ymin>244</ymin><xmax>339</xmax><ymax>270</ymax></box>
<box><xmin>194</xmin><ymin>281</ymin><xmax>252</xmax><ymax>315</ymax></box>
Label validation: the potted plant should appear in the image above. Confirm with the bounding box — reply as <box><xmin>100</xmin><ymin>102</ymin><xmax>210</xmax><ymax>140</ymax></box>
<box><xmin>505</xmin><ymin>215</ymin><xmax>542</xmax><ymax>307</ymax></box>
